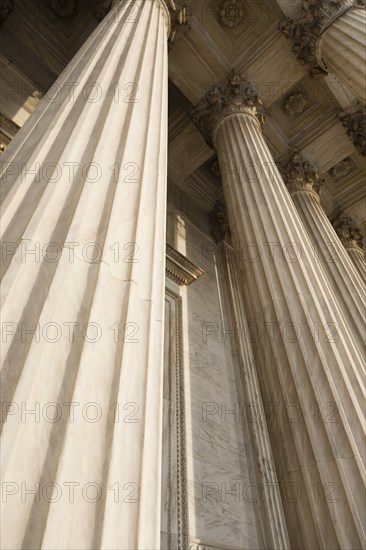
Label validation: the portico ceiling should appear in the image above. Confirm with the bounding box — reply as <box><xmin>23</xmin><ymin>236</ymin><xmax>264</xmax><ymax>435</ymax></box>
<box><xmin>1</xmin><ymin>0</ymin><xmax>365</xmax><ymax>233</ymax></box>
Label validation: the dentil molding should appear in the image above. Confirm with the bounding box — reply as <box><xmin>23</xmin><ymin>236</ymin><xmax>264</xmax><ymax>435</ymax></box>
<box><xmin>166</xmin><ymin>244</ymin><xmax>204</xmax><ymax>286</ymax></box>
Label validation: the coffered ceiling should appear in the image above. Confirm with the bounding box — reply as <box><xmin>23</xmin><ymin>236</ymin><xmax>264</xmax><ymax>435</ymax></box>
<box><xmin>1</xmin><ymin>0</ymin><xmax>365</xmax><ymax>235</ymax></box>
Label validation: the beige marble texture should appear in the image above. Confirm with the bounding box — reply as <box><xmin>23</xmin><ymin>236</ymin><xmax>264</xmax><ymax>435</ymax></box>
<box><xmin>1</xmin><ymin>1</ymin><xmax>170</xmax><ymax>549</ymax></box>
<box><xmin>212</xmin><ymin>109</ymin><xmax>365</xmax><ymax>549</ymax></box>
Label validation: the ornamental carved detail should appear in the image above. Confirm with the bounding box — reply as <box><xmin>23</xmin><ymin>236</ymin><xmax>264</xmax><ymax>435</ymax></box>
<box><xmin>285</xmin><ymin>92</ymin><xmax>308</xmax><ymax>116</ymax></box>
<box><xmin>165</xmin><ymin>0</ymin><xmax>190</xmax><ymax>43</ymax></box>
<box><xmin>0</xmin><ymin>0</ymin><xmax>14</xmax><ymax>24</ymax></box>
<box><xmin>281</xmin><ymin>150</ymin><xmax>320</xmax><ymax>195</ymax></box>
<box><xmin>91</xmin><ymin>0</ymin><xmax>190</xmax><ymax>41</ymax></box>
<box><xmin>220</xmin><ymin>0</ymin><xmax>244</xmax><ymax>28</ymax></box>
<box><xmin>329</xmin><ymin>157</ymin><xmax>353</xmax><ymax>180</ymax></box>
<box><xmin>49</xmin><ymin>0</ymin><xmax>76</xmax><ymax>17</ymax></box>
<box><xmin>331</xmin><ymin>210</ymin><xmax>364</xmax><ymax>250</ymax></box>
<box><xmin>280</xmin><ymin>0</ymin><xmax>364</xmax><ymax>79</ymax></box>
<box><xmin>340</xmin><ymin>106</ymin><xmax>366</xmax><ymax>156</ymax></box>
<box><xmin>210</xmin><ymin>201</ymin><xmax>231</xmax><ymax>244</ymax></box>
<box><xmin>192</xmin><ymin>71</ymin><xmax>264</xmax><ymax>147</ymax></box>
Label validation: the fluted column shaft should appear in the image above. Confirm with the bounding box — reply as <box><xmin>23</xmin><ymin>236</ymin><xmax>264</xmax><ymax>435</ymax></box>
<box><xmin>194</xmin><ymin>78</ymin><xmax>365</xmax><ymax>545</ymax></box>
<box><xmin>318</xmin><ymin>8</ymin><xmax>366</xmax><ymax>104</ymax></box>
<box><xmin>282</xmin><ymin>167</ymin><xmax>365</xmax><ymax>355</ymax></box>
<box><xmin>347</xmin><ymin>246</ymin><xmax>366</xmax><ymax>279</ymax></box>
<box><xmin>1</xmin><ymin>1</ymin><xmax>169</xmax><ymax>549</ymax></box>
<box><xmin>215</xmin><ymin>241</ymin><xmax>290</xmax><ymax>550</ymax></box>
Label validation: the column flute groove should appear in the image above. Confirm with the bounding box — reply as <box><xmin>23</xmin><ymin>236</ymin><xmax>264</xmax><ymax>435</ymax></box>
<box><xmin>193</xmin><ymin>72</ymin><xmax>365</xmax><ymax>549</ymax></box>
<box><xmin>281</xmin><ymin>150</ymin><xmax>365</xmax><ymax>360</ymax></box>
<box><xmin>0</xmin><ymin>1</ymin><xmax>187</xmax><ymax>549</ymax></box>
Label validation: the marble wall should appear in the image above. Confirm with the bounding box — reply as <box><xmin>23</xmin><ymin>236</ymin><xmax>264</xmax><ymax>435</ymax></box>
<box><xmin>165</xmin><ymin>204</ymin><xmax>263</xmax><ymax>550</ymax></box>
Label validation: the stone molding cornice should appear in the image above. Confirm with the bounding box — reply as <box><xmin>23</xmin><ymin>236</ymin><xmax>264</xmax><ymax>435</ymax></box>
<box><xmin>166</xmin><ymin>244</ymin><xmax>204</xmax><ymax>285</ymax></box>
<box><xmin>280</xmin><ymin>1</ymin><xmax>365</xmax><ymax>78</ymax></box>
<box><xmin>340</xmin><ymin>105</ymin><xmax>366</xmax><ymax>156</ymax></box>
<box><xmin>281</xmin><ymin>150</ymin><xmax>321</xmax><ymax>197</ymax></box>
<box><xmin>331</xmin><ymin>210</ymin><xmax>364</xmax><ymax>251</ymax></box>
<box><xmin>192</xmin><ymin>71</ymin><xmax>265</xmax><ymax>148</ymax></box>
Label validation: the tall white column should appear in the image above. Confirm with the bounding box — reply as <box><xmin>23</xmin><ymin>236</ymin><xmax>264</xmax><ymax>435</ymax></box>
<box><xmin>318</xmin><ymin>7</ymin><xmax>366</xmax><ymax>104</ymax></box>
<box><xmin>0</xmin><ymin>1</ymin><xmax>175</xmax><ymax>548</ymax></box>
<box><xmin>281</xmin><ymin>151</ymin><xmax>365</xmax><ymax>354</ymax></box>
<box><xmin>331</xmin><ymin>209</ymin><xmax>366</xmax><ymax>281</ymax></box>
<box><xmin>193</xmin><ymin>73</ymin><xmax>365</xmax><ymax>549</ymax></box>
<box><xmin>214</xmin><ymin>239</ymin><xmax>290</xmax><ymax>550</ymax></box>
<box><xmin>280</xmin><ymin>1</ymin><xmax>366</xmax><ymax>104</ymax></box>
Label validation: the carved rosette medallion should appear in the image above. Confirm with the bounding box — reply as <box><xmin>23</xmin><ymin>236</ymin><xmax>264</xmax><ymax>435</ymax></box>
<box><xmin>281</xmin><ymin>150</ymin><xmax>320</xmax><ymax>196</ymax></box>
<box><xmin>285</xmin><ymin>92</ymin><xmax>307</xmax><ymax>116</ymax></box>
<box><xmin>329</xmin><ymin>158</ymin><xmax>353</xmax><ymax>180</ymax></box>
<box><xmin>192</xmin><ymin>71</ymin><xmax>264</xmax><ymax>147</ymax></box>
<box><xmin>331</xmin><ymin>210</ymin><xmax>364</xmax><ymax>250</ymax></box>
<box><xmin>280</xmin><ymin>0</ymin><xmax>363</xmax><ymax>78</ymax></box>
<box><xmin>210</xmin><ymin>201</ymin><xmax>231</xmax><ymax>244</ymax></box>
<box><xmin>220</xmin><ymin>0</ymin><xmax>244</xmax><ymax>28</ymax></box>
<box><xmin>340</xmin><ymin>106</ymin><xmax>366</xmax><ymax>156</ymax></box>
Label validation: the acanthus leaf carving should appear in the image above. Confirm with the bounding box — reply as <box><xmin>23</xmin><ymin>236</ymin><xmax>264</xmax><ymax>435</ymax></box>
<box><xmin>210</xmin><ymin>201</ymin><xmax>231</xmax><ymax>244</ymax></box>
<box><xmin>340</xmin><ymin>105</ymin><xmax>366</xmax><ymax>156</ymax></box>
<box><xmin>192</xmin><ymin>71</ymin><xmax>265</xmax><ymax>147</ymax></box>
<box><xmin>280</xmin><ymin>0</ymin><xmax>364</xmax><ymax>78</ymax></box>
<box><xmin>331</xmin><ymin>210</ymin><xmax>364</xmax><ymax>250</ymax></box>
<box><xmin>281</xmin><ymin>150</ymin><xmax>321</xmax><ymax>195</ymax></box>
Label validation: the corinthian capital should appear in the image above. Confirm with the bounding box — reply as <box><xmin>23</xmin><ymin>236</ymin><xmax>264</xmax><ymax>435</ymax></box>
<box><xmin>192</xmin><ymin>71</ymin><xmax>264</xmax><ymax>147</ymax></box>
<box><xmin>210</xmin><ymin>201</ymin><xmax>231</xmax><ymax>244</ymax></box>
<box><xmin>340</xmin><ymin>106</ymin><xmax>366</xmax><ymax>156</ymax></box>
<box><xmin>331</xmin><ymin>210</ymin><xmax>364</xmax><ymax>250</ymax></box>
<box><xmin>281</xmin><ymin>150</ymin><xmax>320</xmax><ymax>195</ymax></box>
<box><xmin>280</xmin><ymin>0</ymin><xmax>364</xmax><ymax>78</ymax></box>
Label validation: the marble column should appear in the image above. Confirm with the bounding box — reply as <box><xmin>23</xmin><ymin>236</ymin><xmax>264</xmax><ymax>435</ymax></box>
<box><xmin>281</xmin><ymin>150</ymin><xmax>365</xmax><ymax>355</ymax></box>
<box><xmin>193</xmin><ymin>73</ymin><xmax>365</xmax><ymax>549</ymax></box>
<box><xmin>0</xmin><ymin>1</ymin><xmax>180</xmax><ymax>548</ymax></box>
<box><xmin>331</xmin><ymin>210</ymin><xmax>366</xmax><ymax>280</ymax></box>
<box><xmin>213</xmin><ymin>236</ymin><xmax>291</xmax><ymax>550</ymax></box>
<box><xmin>318</xmin><ymin>7</ymin><xmax>366</xmax><ymax>104</ymax></box>
<box><xmin>280</xmin><ymin>1</ymin><xmax>366</xmax><ymax>104</ymax></box>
